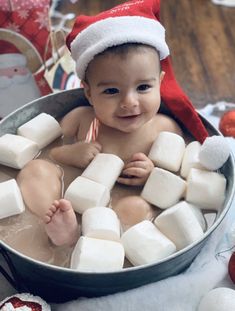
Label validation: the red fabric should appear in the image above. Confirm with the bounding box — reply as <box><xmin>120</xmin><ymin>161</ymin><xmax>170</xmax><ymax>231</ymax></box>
<box><xmin>0</xmin><ymin>0</ymin><xmax>53</xmax><ymax>98</ymax></box>
<box><xmin>0</xmin><ymin>0</ymin><xmax>50</xmax><ymax>10</ymax></box>
<box><xmin>66</xmin><ymin>0</ymin><xmax>209</xmax><ymax>143</ymax></box>
<box><xmin>0</xmin><ymin>1</ymin><xmax>52</xmax><ymax>61</ymax></box>
<box><xmin>160</xmin><ymin>57</ymin><xmax>208</xmax><ymax>143</ymax></box>
<box><xmin>34</xmin><ymin>67</ymin><xmax>53</xmax><ymax>96</ymax></box>
<box><xmin>0</xmin><ymin>40</ymin><xmax>22</xmax><ymax>54</ymax></box>
<box><xmin>66</xmin><ymin>0</ymin><xmax>161</xmax><ymax>49</ymax></box>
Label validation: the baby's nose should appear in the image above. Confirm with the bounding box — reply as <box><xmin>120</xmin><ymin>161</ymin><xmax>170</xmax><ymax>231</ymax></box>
<box><xmin>120</xmin><ymin>93</ymin><xmax>138</xmax><ymax>109</ymax></box>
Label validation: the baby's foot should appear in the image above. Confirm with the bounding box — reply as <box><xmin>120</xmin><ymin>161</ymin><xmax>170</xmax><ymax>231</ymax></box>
<box><xmin>44</xmin><ymin>199</ymin><xmax>79</xmax><ymax>246</ymax></box>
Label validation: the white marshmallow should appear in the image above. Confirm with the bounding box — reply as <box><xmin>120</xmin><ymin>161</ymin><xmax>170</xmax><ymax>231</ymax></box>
<box><xmin>148</xmin><ymin>131</ymin><xmax>185</xmax><ymax>172</ymax></box>
<box><xmin>180</xmin><ymin>141</ymin><xmax>205</xmax><ymax>178</ymax></box>
<box><xmin>0</xmin><ymin>134</ymin><xmax>39</xmax><ymax>169</ymax></box>
<box><xmin>0</xmin><ymin>179</ymin><xmax>25</xmax><ymax>219</ymax></box>
<box><xmin>17</xmin><ymin>113</ymin><xmax>62</xmax><ymax>149</ymax></box>
<box><xmin>154</xmin><ymin>201</ymin><xmax>204</xmax><ymax>250</ymax></box>
<box><xmin>198</xmin><ymin>287</ymin><xmax>235</xmax><ymax>311</ymax></box>
<box><xmin>141</xmin><ymin>167</ymin><xmax>186</xmax><ymax>209</ymax></box>
<box><xmin>64</xmin><ymin>176</ymin><xmax>110</xmax><ymax>214</ymax></box>
<box><xmin>70</xmin><ymin>236</ymin><xmax>125</xmax><ymax>272</ymax></box>
<box><xmin>189</xmin><ymin>203</ymin><xmax>207</xmax><ymax>231</ymax></box>
<box><xmin>186</xmin><ymin>168</ymin><xmax>226</xmax><ymax>210</ymax></box>
<box><xmin>82</xmin><ymin>153</ymin><xmax>124</xmax><ymax>190</ymax></box>
<box><xmin>121</xmin><ymin>220</ymin><xmax>176</xmax><ymax>266</ymax></box>
<box><xmin>82</xmin><ymin>207</ymin><xmax>120</xmax><ymax>241</ymax></box>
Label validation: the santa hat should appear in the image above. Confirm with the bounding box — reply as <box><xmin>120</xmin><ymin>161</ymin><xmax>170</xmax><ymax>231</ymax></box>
<box><xmin>0</xmin><ymin>40</ymin><xmax>26</xmax><ymax>69</ymax></box>
<box><xmin>66</xmin><ymin>0</ymin><xmax>230</xmax><ymax>170</ymax></box>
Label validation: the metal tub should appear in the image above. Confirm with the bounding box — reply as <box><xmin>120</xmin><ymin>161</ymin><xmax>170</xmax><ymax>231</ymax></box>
<box><xmin>0</xmin><ymin>89</ymin><xmax>234</xmax><ymax>302</ymax></box>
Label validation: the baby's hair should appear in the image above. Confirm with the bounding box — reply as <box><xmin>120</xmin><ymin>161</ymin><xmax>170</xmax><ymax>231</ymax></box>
<box><xmin>84</xmin><ymin>43</ymin><xmax>161</xmax><ymax>82</ymax></box>
<box><xmin>102</xmin><ymin>42</ymin><xmax>158</xmax><ymax>57</ymax></box>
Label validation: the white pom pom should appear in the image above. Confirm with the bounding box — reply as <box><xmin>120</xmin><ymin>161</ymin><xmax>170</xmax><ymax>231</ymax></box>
<box><xmin>199</xmin><ymin>136</ymin><xmax>230</xmax><ymax>170</ymax></box>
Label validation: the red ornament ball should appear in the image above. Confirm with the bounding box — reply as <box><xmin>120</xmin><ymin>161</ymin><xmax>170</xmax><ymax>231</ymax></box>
<box><xmin>0</xmin><ymin>297</ymin><xmax>42</xmax><ymax>310</ymax></box>
<box><xmin>0</xmin><ymin>293</ymin><xmax>50</xmax><ymax>311</ymax></box>
<box><xmin>219</xmin><ymin>110</ymin><xmax>235</xmax><ymax>137</ymax></box>
<box><xmin>228</xmin><ymin>252</ymin><xmax>235</xmax><ymax>284</ymax></box>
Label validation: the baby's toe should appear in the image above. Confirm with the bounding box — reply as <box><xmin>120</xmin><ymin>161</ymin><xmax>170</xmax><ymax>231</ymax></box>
<box><xmin>59</xmin><ymin>199</ymin><xmax>73</xmax><ymax>212</ymax></box>
<box><xmin>44</xmin><ymin>215</ymin><xmax>51</xmax><ymax>224</ymax></box>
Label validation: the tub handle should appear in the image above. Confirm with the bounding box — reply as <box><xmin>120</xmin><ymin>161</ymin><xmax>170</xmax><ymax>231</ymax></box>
<box><xmin>0</xmin><ymin>246</ymin><xmax>27</xmax><ymax>292</ymax></box>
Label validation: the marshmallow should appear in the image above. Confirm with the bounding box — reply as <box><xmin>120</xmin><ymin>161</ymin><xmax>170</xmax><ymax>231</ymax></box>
<box><xmin>189</xmin><ymin>203</ymin><xmax>207</xmax><ymax>231</ymax></box>
<box><xmin>82</xmin><ymin>153</ymin><xmax>124</xmax><ymax>190</ymax></box>
<box><xmin>17</xmin><ymin>113</ymin><xmax>62</xmax><ymax>149</ymax></box>
<box><xmin>82</xmin><ymin>207</ymin><xmax>120</xmax><ymax>241</ymax></box>
<box><xmin>70</xmin><ymin>236</ymin><xmax>125</xmax><ymax>272</ymax></box>
<box><xmin>180</xmin><ymin>141</ymin><xmax>205</xmax><ymax>178</ymax></box>
<box><xmin>154</xmin><ymin>201</ymin><xmax>204</xmax><ymax>250</ymax></box>
<box><xmin>141</xmin><ymin>168</ymin><xmax>186</xmax><ymax>209</ymax></box>
<box><xmin>186</xmin><ymin>168</ymin><xmax>226</xmax><ymax>210</ymax></box>
<box><xmin>64</xmin><ymin>176</ymin><xmax>110</xmax><ymax>214</ymax></box>
<box><xmin>148</xmin><ymin>131</ymin><xmax>185</xmax><ymax>172</ymax></box>
<box><xmin>190</xmin><ymin>203</ymin><xmax>207</xmax><ymax>231</ymax></box>
<box><xmin>0</xmin><ymin>134</ymin><xmax>39</xmax><ymax>169</ymax></box>
<box><xmin>0</xmin><ymin>179</ymin><xmax>25</xmax><ymax>219</ymax></box>
<box><xmin>121</xmin><ymin>220</ymin><xmax>176</xmax><ymax>266</ymax></box>
<box><xmin>198</xmin><ymin>287</ymin><xmax>235</xmax><ymax>311</ymax></box>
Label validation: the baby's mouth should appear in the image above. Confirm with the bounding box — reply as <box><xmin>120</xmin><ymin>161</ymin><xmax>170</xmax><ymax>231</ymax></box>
<box><xmin>118</xmin><ymin>114</ymin><xmax>141</xmax><ymax>119</ymax></box>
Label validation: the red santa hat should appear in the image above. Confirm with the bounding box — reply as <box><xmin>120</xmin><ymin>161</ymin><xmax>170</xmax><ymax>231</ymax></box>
<box><xmin>0</xmin><ymin>40</ymin><xmax>26</xmax><ymax>69</ymax></box>
<box><xmin>66</xmin><ymin>0</ymin><xmax>230</xmax><ymax>171</ymax></box>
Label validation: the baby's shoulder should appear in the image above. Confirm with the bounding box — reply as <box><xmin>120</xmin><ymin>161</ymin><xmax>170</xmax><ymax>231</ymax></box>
<box><xmin>62</xmin><ymin>106</ymin><xmax>95</xmax><ymax>125</ymax></box>
<box><xmin>65</xmin><ymin>106</ymin><xmax>94</xmax><ymax>120</ymax></box>
<box><xmin>153</xmin><ymin>113</ymin><xmax>182</xmax><ymax>136</ymax></box>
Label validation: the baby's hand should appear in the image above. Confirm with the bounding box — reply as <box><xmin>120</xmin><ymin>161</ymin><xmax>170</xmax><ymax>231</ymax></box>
<box><xmin>49</xmin><ymin>141</ymin><xmax>102</xmax><ymax>168</ymax></box>
<box><xmin>117</xmin><ymin>153</ymin><xmax>154</xmax><ymax>186</ymax></box>
<box><xmin>76</xmin><ymin>141</ymin><xmax>102</xmax><ymax>168</ymax></box>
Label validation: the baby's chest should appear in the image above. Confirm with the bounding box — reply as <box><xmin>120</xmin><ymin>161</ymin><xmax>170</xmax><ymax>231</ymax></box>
<box><xmin>100</xmin><ymin>134</ymin><xmax>155</xmax><ymax>161</ymax></box>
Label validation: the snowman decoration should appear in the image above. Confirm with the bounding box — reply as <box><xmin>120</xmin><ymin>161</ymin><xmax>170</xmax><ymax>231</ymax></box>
<box><xmin>0</xmin><ymin>40</ymin><xmax>41</xmax><ymax>119</ymax></box>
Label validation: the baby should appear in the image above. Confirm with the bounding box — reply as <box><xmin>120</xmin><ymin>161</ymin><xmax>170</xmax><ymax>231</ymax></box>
<box><xmin>17</xmin><ymin>0</ymin><xmax>212</xmax><ymax>247</ymax></box>
<box><xmin>50</xmin><ymin>43</ymin><xmax>182</xmax><ymax>183</ymax></box>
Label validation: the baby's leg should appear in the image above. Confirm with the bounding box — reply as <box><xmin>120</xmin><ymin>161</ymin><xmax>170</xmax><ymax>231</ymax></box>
<box><xmin>17</xmin><ymin>159</ymin><xmax>62</xmax><ymax>218</ymax></box>
<box><xmin>44</xmin><ymin>199</ymin><xmax>79</xmax><ymax>246</ymax></box>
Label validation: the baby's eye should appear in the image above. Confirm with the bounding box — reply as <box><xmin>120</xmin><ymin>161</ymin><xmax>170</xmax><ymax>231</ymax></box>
<box><xmin>103</xmin><ymin>88</ymin><xmax>119</xmax><ymax>95</ymax></box>
<box><xmin>137</xmin><ymin>84</ymin><xmax>151</xmax><ymax>92</ymax></box>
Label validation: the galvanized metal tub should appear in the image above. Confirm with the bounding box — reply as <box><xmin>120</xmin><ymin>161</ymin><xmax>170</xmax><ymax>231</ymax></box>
<box><xmin>0</xmin><ymin>89</ymin><xmax>234</xmax><ymax>303</ymax></box>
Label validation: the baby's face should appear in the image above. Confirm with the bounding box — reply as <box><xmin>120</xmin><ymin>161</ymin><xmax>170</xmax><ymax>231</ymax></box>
<box><xmin>83</xmin><ymin>47</ymin><xmax>164</xmax><ymax>133</ymax></box>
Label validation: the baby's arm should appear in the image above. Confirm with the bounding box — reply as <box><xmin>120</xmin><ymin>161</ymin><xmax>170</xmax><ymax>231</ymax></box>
<box><xmin>117</xmin><ymin>153</ymin><xmax>154</xmax><ymax>186</ymax></box>
<box><xmin>59</xmin><ymin>107</ymin><xmax>82</xmax><ymax>138</ymax></box>
<box><xmin>50</xmin><ymin>141</ymin><xmax>102</xmax><ymax>168</ymax></box>
<box><xmin>50</xmin><ymin>107</ymin><xmax>102</xmax><ymax>168</ymax></box>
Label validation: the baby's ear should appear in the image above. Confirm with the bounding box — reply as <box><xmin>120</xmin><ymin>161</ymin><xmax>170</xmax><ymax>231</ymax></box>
<box><xmin>82</xmin><ymin>80</ymin><xmax>92</xmax><ymax>103</ymax></box>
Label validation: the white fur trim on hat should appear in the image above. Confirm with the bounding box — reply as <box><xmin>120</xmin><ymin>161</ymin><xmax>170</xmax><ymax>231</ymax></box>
<box><xmin>70</xmin><ymin>16</ymin><xmax>170</xmax><ymax>80</ymax></box>
<box><xmin>0</xmin><ymin>53</ymin><xmax>27</xmax><ymax>69</ymax></box>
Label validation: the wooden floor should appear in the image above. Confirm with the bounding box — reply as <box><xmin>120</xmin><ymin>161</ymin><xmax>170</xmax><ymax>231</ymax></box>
<box><xmin>58</xmin><ymin>0</ymin><xmax>235</xmax><ymax>109</ymax></box>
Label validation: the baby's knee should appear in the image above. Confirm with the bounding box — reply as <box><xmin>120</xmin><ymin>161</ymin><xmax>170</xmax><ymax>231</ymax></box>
<box><xmin>17</xmin><ymin>159</ymin><xmax>61</xmax><ymax>181</ymax></box>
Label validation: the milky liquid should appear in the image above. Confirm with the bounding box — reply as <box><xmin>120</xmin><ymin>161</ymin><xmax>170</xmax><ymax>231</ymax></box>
<box><xmin>0</xmin><ymin>136</ymin><xmax>145</xmax><ymax>268</ymax></box>
<box><xmin>0</xmin><ymin>135</ymin><xmax>217</xmax><ymax>269</ymax></box>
